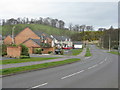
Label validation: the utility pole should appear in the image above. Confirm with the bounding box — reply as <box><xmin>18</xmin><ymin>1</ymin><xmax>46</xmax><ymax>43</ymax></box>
<box><xmin>108</xmin><ymin>26</ymin><xmax>113</xmax><ymax>52</ymax></box>
<box><xmin>12</xmin><ymin>26</ymin><xmax>15</xmax><ymax>44</ymax></box>
<box><xmin>118</xmin><ymin>28</ymin><xmax>120</xmax><ymax>53</ymax></box>
<box><xmin>109</xmin><ymin>34</ymin><xmax>111</xmax><ymax>52</ymax></box>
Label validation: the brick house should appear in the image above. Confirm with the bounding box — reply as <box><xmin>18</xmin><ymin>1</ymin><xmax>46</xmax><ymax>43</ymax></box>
<box><xmin>3</xmin><ymin>35</ymin><xmax>13</xmax><ymax>45</ymax></box>
<box><xmin>4</xmin><ymin>27</ymin><xmax>54</xmax><ymax>54</ymax></box>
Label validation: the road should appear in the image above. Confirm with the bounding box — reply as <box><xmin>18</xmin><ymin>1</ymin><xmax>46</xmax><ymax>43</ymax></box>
<box><xmin>2</xmin><ymin>45</ymin><xmax>118</xmax><ymax>88</ymax></box>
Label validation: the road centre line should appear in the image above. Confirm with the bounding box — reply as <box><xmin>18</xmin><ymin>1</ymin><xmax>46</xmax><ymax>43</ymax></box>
<box><xmin>99</xmin><ymin>61</ymin><xmax>104</xmax><ymax>64</ymax></box>
<box><xmin>104</xmin><ymin>57</ymin><xmax>107</xmax><ymax>61</ymax></box>
<box><xmin>31</xmin><ymin>83</ymin><xmax>48</xmax><ymax>89</ymax></box>
<box><xmin>88</xmin><ymin>64</ymin><xmax>98</xmax><ymax>69</ymax></box>
<box><xmin>61</xmin><ymin>70</ymin><xmax>85</xmax><ymax>79</ymax></box>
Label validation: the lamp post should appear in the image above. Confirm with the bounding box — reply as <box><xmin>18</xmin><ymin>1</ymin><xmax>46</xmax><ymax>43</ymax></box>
<box><xmin>109</xmin><ymin>34</ymin><xmax>111</xmax><ymax>52</ymax></box>
<box><xmin>12</xmin><ymin>26</ymin><xmax>15</xmax><ymax>44</ymax></box>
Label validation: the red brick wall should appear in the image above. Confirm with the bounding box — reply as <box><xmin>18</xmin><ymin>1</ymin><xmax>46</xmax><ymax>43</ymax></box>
<box><xmin>15</xmin><ymin>27</ymin><xmax>40</xmax><ymax>45</ymax></box>
<box><xmin>41</xmin><ymin>47</ymin><xmax>55</xmax><ymax>54</ymax></box>
<box><xmin>4</xmin><ymin>35</ymin><xmax>13</xmax><ymax>45</ymax></box>
<box><xmin>7</xmin><ymin>46</ymin><xmax>21</xmax><ymax>58</ymax></box>
<box><xmin>28</xmin><ymin>47</ymin><xmax>33</xmax><ymax>54</ymax></box>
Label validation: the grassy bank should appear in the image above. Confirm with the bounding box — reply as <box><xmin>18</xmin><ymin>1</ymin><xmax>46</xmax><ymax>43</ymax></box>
<box><xmin>108</xmin><ymin>51</ymin><xmax>120</xmax><ymax>55</ymax></box>
<box><xmin>2</xmin><ymin>24</ymin><xmax>77</xmax><ymax>37</ymax></box>
<box><xmin>85</xmin><ymin>47</ymin><xmax>92</xmax><ymax>57</ymax></box>
<box><xmin>1</xmin><ymin>58</ymin><xmax>80</xmax><ymax>75</ymax></box>
<box><xmin>71</xmin><ymin>48</ymin><xmax>83</xmax><ymax>55</ymax></box>
<box><xmin>1</xmin><ymin>57</ymin><xmax>61</xmax><ymax>65</ymax></box>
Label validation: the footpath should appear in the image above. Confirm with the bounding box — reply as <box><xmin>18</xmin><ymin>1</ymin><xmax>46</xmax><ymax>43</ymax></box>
<box><xmin>2</xmin><ymin>48</ymin><xmax>86</xmax><ymax>69</ymax></box>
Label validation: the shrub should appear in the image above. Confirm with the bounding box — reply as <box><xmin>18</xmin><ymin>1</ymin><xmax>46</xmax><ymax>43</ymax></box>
<box><xmin>20</xmin><ymin>44</ymin><xmax>29</xmax><ymax>56</ymax></box>
<box><xmin>34</xmin><ymin>48</ymin><xmax>42</xmax><ymax>54</ymax></box>
<box><xmin>2</xmin><ymin>52</ymin><xmax>7</xmax><ymax>56</ymax></box>
<box><xmin>11</xmin><ymin>44</ymin><xmax>18</xmax><ymax>47</ymax></box>
<box><xmin>48</xmin><ymin>51</ymin><xmax>53</xmax><ymax>54</ymax></box>
<box><xmin>40</xmin><ymin>43</ymin><xmax>51</xmax><ymax>48</ymax></box>
<box><xmin>20</xmin><ymin>55</ymin><xmax>30</xmax><ymax>59</ymax></box>
<box><xmin>2</xmin><ymin>44</ymin><xmax>7</xmax><ymax>56</ymax></box>
<box><xmin>60</xmin><ymin>50</ymin><xmax>64</xmax><ymax>55</ymax></box>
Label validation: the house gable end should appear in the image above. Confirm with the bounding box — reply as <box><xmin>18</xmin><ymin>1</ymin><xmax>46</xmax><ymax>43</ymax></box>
<box><xmin>15</xmin><ymin>27</ymin><xmax>40</xmax><ymax>45</ymax></box>
<box><xmin>23</xmin><ymin>39</ymin><xmax>40</xmax><ymax>48</ymax></box>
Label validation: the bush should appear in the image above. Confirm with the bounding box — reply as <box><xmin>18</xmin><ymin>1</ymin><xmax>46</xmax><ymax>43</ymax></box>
<box><xmin>20</xmin><ymin>44</ymin><xmax>29</xmax><ymax>56</ymax></box>
<box><xmin>2</xmin><ymin>52</ymin><xmax>7</xmax><ymax>56</ymax></box>
<box><xmin>48</xmin><ymin>51</ymin><xmax>53</xmax><ymax>54</ymax></box>
<box><xmin>60</xmin><ymin>50</ymin><xmax>64</xmax><ymax>55</ymax></box>
<box><xmin>20</xmin><ymin>55</ymin><xmax>30</xmax><ymax>59</ymax></box>
<box><xmin>2</xmin><ymin>44</ymin><xmax>7</xmax><ymax>56</ymax></box>
<box><xmin>34</xmin><ymin>48</ymin><xmax>42</xmax><ymax>54</ymax></box>
<box><xmin>40</xmin><ymin>43</ymin><xmax>51</xmax><ymax>48</ymax></box>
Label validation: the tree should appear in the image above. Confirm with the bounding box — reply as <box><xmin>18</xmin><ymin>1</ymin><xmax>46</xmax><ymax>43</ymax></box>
<box><xmin>20</xmin><ymin>44</ymin><xmax>29</xmax><ymax>56</ymax></box>
<box><xmin>58</xmin><ymin>20</ymin><xmax>65</xmax><ymax>29</ymax></box>
<box><xmin>69</xmin><ymin>23</ymin><xmax>73</xmax><ymax>31</ymax></box>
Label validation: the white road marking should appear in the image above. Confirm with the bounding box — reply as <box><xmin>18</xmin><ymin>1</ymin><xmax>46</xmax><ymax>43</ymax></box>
<box><xmin>31</xmin><ymin>83</ymin><xmax>48</xmax><ymax>88</ymax></box>
<box><xmin>88</xmin><ymin>64</ymin><xmax>98</xmax><ymax>69</ymax></box>
<box><xmin>104</xmin><ymin>57</ymin><xmax>107</xmax><ymax>61</ymax></box>
<box><xmin>99</xmin><ymin>61</ymin><xmax>104</xmax><ymax>64</ymax></box>
<box><xmin>61</xmin><ymin>70</ymin><xmax>85</xmax><ymax>79</ymax></box>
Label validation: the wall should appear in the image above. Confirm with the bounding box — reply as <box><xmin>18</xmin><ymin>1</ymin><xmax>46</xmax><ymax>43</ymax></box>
<box><xmin>3</xmin><ymin>35</ymin><xmax>13</xmax><ymax>45</ymax></box>
<box><xmin>41</xmin><ymin>47</ymin><xmax>55</xmax><ymax>54</ymax></box>
<box><xmin>28</xmin><ymin>47</ymin><xmax>33</xmax><ymax>54</ymax></box>
<box><xmin>7</xmin><ymin>46</ymin><xmax>21</xmax><ymax>58</ymax></box>
<box><xmin>15</xmin><ymin>28</ymin><xmax>40</xmax><ymax>45</ymax></box>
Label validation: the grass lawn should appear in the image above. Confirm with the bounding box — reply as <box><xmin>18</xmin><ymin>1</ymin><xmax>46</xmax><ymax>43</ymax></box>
<box><xmin>1</xmin><ymin>57</ymin><xmax>61</xmax><ymax>65</ymax></box>
<box><xmin>85</xmin><ymin>47</ymin><xmax>92</xmax><ymax>57</ymax></box>
<box><xmin>1</xmin><ymin>58</ymin><xmax>80</xmax><ymax>75</ymax></box>
<box><xmin>108</xmin><ymin>51</ymin><xmax>120</xmax><ymax>55</ymax></box>
<box><xmin>71</xmin><ymin>48</ymin><xmax>83</xmax><ymax>55</ymax></box>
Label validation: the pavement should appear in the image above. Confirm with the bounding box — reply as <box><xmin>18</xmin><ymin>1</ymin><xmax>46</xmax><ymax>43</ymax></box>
<box><xmin>2</xmin><ymin>48</ymin><xmax>86</xmax><ymax>69</ymax></box>
<box><xmin>2</xmin><ymin>45</ymin><xmax>118</xmax><ymax>88</ymax></box>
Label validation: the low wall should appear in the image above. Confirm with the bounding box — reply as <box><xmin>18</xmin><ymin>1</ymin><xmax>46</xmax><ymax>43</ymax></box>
<box><xmin>41</xmin><ymin>47</ymin><xmax>55</xmax><ymax>54</ymax></box>
<box><xmin>7</xmin><ymin>46</ymin><xmax>21</xmax><ymax>58</ymax></box>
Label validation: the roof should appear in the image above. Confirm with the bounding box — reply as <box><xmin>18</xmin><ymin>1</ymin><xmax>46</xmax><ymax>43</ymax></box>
<box><xmin>31</xmin><ymin>39</ymin><xmax>41</xmax><ymax>45</ymax></box>
<box><xmin>22</xmin><ymin>38</ymin><xmax>41</xmax><ymax>45</ymax></box>
<box><xmin>73</xmin><ymin>41</ymin><xmax>83</xmax><ymax>44</ymax></box>
<box><xmin>52</xmin><ymin>35</ymin><xmax>70</xmax><ymax>41</ymax></box>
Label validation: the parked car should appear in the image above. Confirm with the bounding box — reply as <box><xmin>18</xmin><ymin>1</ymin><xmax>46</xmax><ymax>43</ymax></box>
<box><xmin>55</xmin><ymin>49</ymin><xmax>62</xmax><ymax>54</ymax></box>
<box><xmin>62</xmin><ymin>47</ymin><xmax>72</xmax><ymax>50</ymax></box>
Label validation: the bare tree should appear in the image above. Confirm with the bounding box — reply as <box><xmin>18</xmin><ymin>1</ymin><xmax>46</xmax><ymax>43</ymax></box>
<box><xmin>69</xmin><ymin>23</ymin><xmax>73</xmax><ymax>31</ymax></box>
<box><xmin>58</xmin><ymin>20</ymin><xmax>65</xmax><ymax>29</ymax></box>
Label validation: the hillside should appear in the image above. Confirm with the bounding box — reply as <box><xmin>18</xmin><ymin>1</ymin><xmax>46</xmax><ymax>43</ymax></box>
<box><xmin>2</xmin><ymin>24</ymin><xmax>77</xmax><ymax>37</ymax></box>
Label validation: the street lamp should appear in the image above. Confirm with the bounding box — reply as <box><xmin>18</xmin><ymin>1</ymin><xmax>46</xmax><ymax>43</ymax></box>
<box><xmin>109</xmin><ymin>34</ymin><xmax>111</xmax><ymax>52</ymax></box>
<box><xmin>12</xmin><ymin>26</ymin><xmax>15</xmax><ymax>44</ymax></box>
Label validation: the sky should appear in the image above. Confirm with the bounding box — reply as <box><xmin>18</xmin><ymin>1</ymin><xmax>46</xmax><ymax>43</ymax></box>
<box><xmin>0</xmin><ymin>0</ymin><xmax>119</xmax><ymax>30</ymax></box>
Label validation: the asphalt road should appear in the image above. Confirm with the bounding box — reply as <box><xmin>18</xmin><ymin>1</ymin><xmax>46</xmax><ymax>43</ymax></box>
<box><xmin>2</xmin><ymin>45</ymin><xmax>118</xmax><ymax>88</ymax></box>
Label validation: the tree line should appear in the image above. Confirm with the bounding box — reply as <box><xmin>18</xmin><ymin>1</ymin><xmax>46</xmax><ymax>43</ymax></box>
<box><xmin>99</xmin><ymin>26</ymin><xmax>119</xmax><ymax>50</ymax></box>
<box><xmin>70</xmin><ymin>31</ymin><xmax>103</xmax><ymax>41</ymax></box>
<box><xmin>1</xmin><ymin>17</ymin><xmax>94</xmax><ymax>32</ymax></box>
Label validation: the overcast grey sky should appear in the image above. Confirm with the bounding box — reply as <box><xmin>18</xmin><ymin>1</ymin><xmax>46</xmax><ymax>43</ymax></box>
<box><xmin>0</xmin><ymin>0</ymin><xmax>118</xmax><ymax>30</ymax></box>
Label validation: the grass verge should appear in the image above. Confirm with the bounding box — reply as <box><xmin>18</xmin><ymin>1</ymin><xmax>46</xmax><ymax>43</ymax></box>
<box><xmin>85</xmin><ymin>47</ymin><xmax>92</xmax><ymax>57</ymax></box>
<box><xmin>108</xmin><ymin>51</ymin><xmax>120</xmax><ymax>55</ymax></box>
<box><xmin>1</xmin><ymin>57</ymin><xmax>61</xmax><ymax>65</ymax></box>
<box><xmin>1</xmin><ymin>58</ymin><xmax>80</xmax><ymax>75</ymax></box>
<box><xmin>71</xmin><ymin>48</ymin><xmax>83</xmax><ymax>55</ymax></box>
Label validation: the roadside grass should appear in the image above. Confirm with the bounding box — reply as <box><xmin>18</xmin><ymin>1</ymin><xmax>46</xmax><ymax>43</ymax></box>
<box><xmin>1</xmin><ymin>58</ymin><xmax>80</xmax><ymax>75</ymax></box>
<box><xmin>108</xmin><ymin>51</ymin><xmax>120</xmax><ymax>55</ymax></box>
<box><xmin>85</xmin><ymin>47</ymin><xmax>92</xmax><ymax>57</ymax></box>
<box><xmin>71</xmin><ymin>48</ymin><xmax>83</xmax><ymax>55</ymax></box>
<box><xmin>1</xmin><ymin>57</ymin><xmax>61</xmax><ymax>65</ymax></box>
